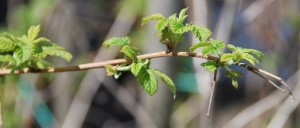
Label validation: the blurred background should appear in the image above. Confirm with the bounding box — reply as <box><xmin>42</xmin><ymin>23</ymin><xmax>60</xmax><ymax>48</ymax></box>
<box><xmin>1</xmin><ymin>0</ymin><xmax>300</xmax><ymax>128</ymax></box>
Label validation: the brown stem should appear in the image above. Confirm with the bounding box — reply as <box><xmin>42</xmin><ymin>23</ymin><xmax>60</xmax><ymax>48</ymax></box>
<box><xmin>0</xmin><ymin>51</ymin><xmax>218</xmax><ymax>75</ymax></box>
<box><xmin>236</xmin><ymin>63</ymin><xmax>295</xmax><ymax>99</ymax></box>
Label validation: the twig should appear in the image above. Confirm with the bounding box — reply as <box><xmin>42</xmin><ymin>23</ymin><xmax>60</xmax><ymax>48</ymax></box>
<box><xmin>267</xmin><ymin>81</ymin><xmax>300</xmax><ymax>128</ymax></box>
<box><xmin>206</xmin><ymin>68</ymin><xmax>218</xmax><ymax>116</ymax></box>
<box><xmin>0</xmin><ymin>51</ymin><xmax>291</xmax><ymax>99</ymax></box>
<box><xmin>251</xmin><ymin>70</ymin><xmax>286</xmax><ymax>93</ymax></box>
<box><xmin>224</xmin><ymin>70</ymin><xmax>300</xmax><ymax>128</ymax></box>
<box><xmin>0</xmin><ymin>51</ymin><xmax>218</xmax><ymax>75</ymax></box>
<box><xmin>236</xmin><ymin>63</ymin><xmax>295</xmax><ymax>99</ymax></box>
<box><xmin>61</xmin><ymin>2</ymin><xmax>140</xmax><ymax>127</ymax></box>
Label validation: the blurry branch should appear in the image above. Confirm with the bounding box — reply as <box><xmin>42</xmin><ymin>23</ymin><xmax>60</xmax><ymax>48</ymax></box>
<box><xmin>224</xmin><ymin>70</ymin><xmax>300</xmax><ymax>128</ymax></box>
<box><xmin>213</xmin><ymin>0</ymin><xmax>239</xmax><ymax>43</ymax></box>
<box><xmin>242</xmin><ymin>0</ymin><xmax>275</xmax><ymax>24</ymax></box>
<box><xmin>61</xmin><ymin>1</ymin><xmax>140</xmax><ymax>127</ymax></box>
<box><xmin>103</xmin><ymin>78</ymin><xmax>157</xmax><ymax>127</ymax></box>
<box><xmin>267</xmin><ymin>80</ymin><xmax>300</xmax><ymax>128</ymax></box>
<box><xmin>237</xmin><ymin>63</ymin><xmax>294</xmax><ymax>99</ymax></box>
<box><xmin>170</xmin><ymin>95</ymin><xmax>202</xmax><ymax>128</ymax></box>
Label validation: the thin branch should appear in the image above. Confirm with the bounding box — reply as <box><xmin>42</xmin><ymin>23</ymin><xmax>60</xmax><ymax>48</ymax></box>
<box><xmin>206</xmin><ymin>68</ymin><xmax>218</xmax><ymax>116</ymax></box>
<box><xmin>251</xmin><ymin>70</ymin><xmax>286</xmax><ymax>93</ymax></box>
<box><xmin>236</xmin><ymin>63</ymin><xmax>295</xmax><ymax>99</ymax></box>
<box><xmin>0</xmin><ymin>51</ymin><xmax>292</xmax><ymax>99</ymax></box>
<box><xmin>0</xmin><ymin>51</ymin><xmax>218</xmax><ymax>75</ymax></box>
<box><xmin>224</xmin><ymin>70</ymin><xmax>300</xmax><ymax>128</ymax></box>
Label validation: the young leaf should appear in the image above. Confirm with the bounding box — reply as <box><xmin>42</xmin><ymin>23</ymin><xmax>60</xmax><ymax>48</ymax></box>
<box><xmin>0</xmin><ymin>37</ymin><xmax>16</xmax><ymax>52</ymax></box>
<box><xmin>202</xmin><ymin>40</ymin><xmax>225</xmax><ymax>55</ymax></box>
<box><xmin>136</xmin><ymin>68</ymin><xmax>158</xmax><ymax>96</ymax></box>
<box><xmin>220</xmin><ymin>53</ymin><xmax>235</xmax><ymax>65</ymax></box>
<box><xmin>105</xmin><ymin>65</ymin><xmax>117</xmax><ymax>76</ymax></box>
<box><xmin>33</xmin><ymin>37</ymin><xmax>50</xmax><ymax>44</ymax></box>
<box><xmin>28</xmin><ymin>25</ymin><xmax>41</xmax><ymax>42</ymax></box>
<box><xmin>34</xmin><ymin>43</ymin><xmax>72</xmax><ymax>61</ymax></box>
<box><xmin>178</xmin><ymin>8</ymin><xmax>188</xmax><ymax>22</ymax></box>
<box><xmin>141</xmin><ymin>14</ymin><xmax>165</xmax><ymax>26</ymax></box>
<box><xmin>131</xmin><ymin>62</ymin><xmax>143</xmax><ymax>76</ymax></box>
<box><xmin>201</xmin><ymin>61</ymin><xmax>219</xmax><ymax>72</ymax></box>
<box><xmin>167</xmin><ymin>14</ymin><xmax>177</xmax><ymax>21</ymax></box>
<box><xmin>231</xmin><ymin>77</ymin><xmax>239</xmax><ymax>89</ymax></box>
<box><xmin>225</xmin><ymin>70</ymin><xmax>242</xmax><ymax>89</ymax></box>
<box><xmin>242</xmin><ymin>48</ymin><xmax>264</xmax><ymax>60</ymax></box>
<box><xmin>227</xmin><ymin>44</ymin><xmax>237</xmax><ymax>52</ymax></box>
<box><xmin>187</xmin><ymin>23</ymin><xmax>212</xmax><ymax>42</ymax></box>
<box><xmin>15</xmin><ymin>45</ymin><xmax>33</xmax><ymax>64</ymax></box>
<box><xmin>170</xmin><ymin>21</ymin><xmax>188</xmax><ymax>34</ymax></box>
<box><xmin>120</xmin><ymin>45</ymin><xmax>139</xmax><ymax>62</ymax></box>
<box><xmin>155</xmin><ymin>18</ymin><xmax>169</xmax><ymax>31</ymax></box>
<box><xmin>103</xmin><ymin>37</ymin><xmax>130</xmax><ymax>48</ymax></box>
<box><xmin>151</xmin><ymin>69</ymin><xmax>176</xmax><ymax>95</ymax></box>
<box><xmin>241</xmin><ymin>53</ymin><xmax>259</xmax><ymax>65</ymax></box>
<box><xmin>189</xmin><ymin>42</ymin><xmax>210</xmax><ymax>52</ymax></box>
<box><xmin>18</xmin><ymin>35</ymin><xmax>31</xmax><ymax>44</ymax></box>
<box><xmin>0</xmin><ymin>55</ymin><xmax>15</xmax><ymax>63</ymax></box>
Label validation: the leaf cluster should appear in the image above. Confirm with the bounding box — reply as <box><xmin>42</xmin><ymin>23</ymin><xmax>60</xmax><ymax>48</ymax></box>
<box><xmin>141</xmin><ymin>8</ymin><xmax>264</xmax><ymax>90</ymax></box>
<box><xmin>104</xmin><ymin>8</ymin><xmax>265</xmax><ymax>95</ymax></box>
<box><xmin>141</xmin><ymin>8</ymin><xmax>212</xmax><ymax>52</ymax></box>
<box><xmin>104</xmin><ymin>37</ymin><xmax>176</xmax><ymax>96</ymax></box>
<box><xmin>0</xmin><ymin>25</ymin><xmax>72</xmax><ymax>70</ymax></box>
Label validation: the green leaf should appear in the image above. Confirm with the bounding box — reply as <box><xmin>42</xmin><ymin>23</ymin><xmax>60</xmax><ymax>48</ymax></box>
<box><xmin>141</xmin><ymin>14</ymin><xmax>165</xmax><ymax>26</ymax></box>
<box><xmin>33</xmin><ymin>43</ymin><xmax>72</xmax><ymax>61</ymax></box>
<box><xmin>187</xmin><ymin>23</ymin><xmax>212</xmax><ymax>42</ymax></box>
<box><xmin>178</xmin><ymin>8</ymin><xmax>188</xmax><ymax>22</ymax></box>
<box><xmin>105</xmin><ymin>65</ymin><xmax>116</xmax><ymax>76</ymax></box>
<box><xmin>131</xmin><ymin>62</ymin><xmax>143</xmax><ymax>76</ymax></box>
<box><xmin>15</xmin><ymin>45</ymin><xmax>33</xmax><ymax>64</ymax></box>
<box><xmin>136</xmin><ymin>68</ymin><xmax>158</xmax><ymax>96</ymax></box>
<box><xmin>202</xmin><ymin>40</ymin><xmax>225</xmax><ymax>55</ymax></box>
<box><xmin>151</xmin><ymin>69</ymin><xmax>176</xmax><ymax>95</ymax></box>
<box><xmin>28</xmin><ymin>25</ymin><xmax>41</xmax><ymax>42</ymax></box>
<box><xmin>0</xmin><ymin>37</ymin><xmax>16</xmax><ymax>52</ymax></box>
<box><xmin>227</xmin><ymin>44</ymin><xmax>237</xmax><ymax>51</ymax></box>
<box><xmin>231</xmin><ymin>77</ymin><xmax>239</xmax><ymax>89</ymax></box>
<box><xmin>18</xmin><ymin>35</ymin><xmax>31</xmax><ymax>44</ymax></box>
<box><xmin>220</xmin><ymin>53</ymin><xmax>235</xmax><ymax>65</ymax></box>
<box><xmin>0</xmin><ymin>55</ymin><xmax>15</xmax><ymax>63</ymax></box>
<box><xmin>103</xmin><ymin>37</ymin><xmax>130</xmax><ymax>48</ymax></box>
<box><xmin>225</xmin><ymin>70</ymin><xmax>242</xmax><ymax>89</ymax></box>
<box><xmin>155</xmin><ymin>18</ymin><xmax>169</xmax><ymax>31</ymax></box>
<box><xmin>170</xmin><ymin>21</ymin><xmax>188</xmax><ymax>34</ymax></box>
<box><xmin>167</xmin><ymin>14</ymin><xmax>177</xmax><ymax>21</ymax></box>
<box><xmin>241</xmin><ymin>53</ymin><xmax>259</xmax><ymax>65</ymax></box>
<box><xmin>242</xmin><ymin>48</ymin><xmax>264</xmax><ymax>60</ymax></box>
<box><xmin>33</xmin><ymin>37</ymin><xmax>50</xmax><ymax>44</ymax></box>
<box><xmin>120</xmin><ymin>45</ymin><xmax>139</xmax><ymax>62</ymax></box>
<box><xmin>201</xmin><ymin>61</ymin><xmax>219</xmax><ymax>72</ymax></box>
<box><xmin>189</xmin><ymin>42</ymin><xmax>210</xmax><ymax>52</ymax></box>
